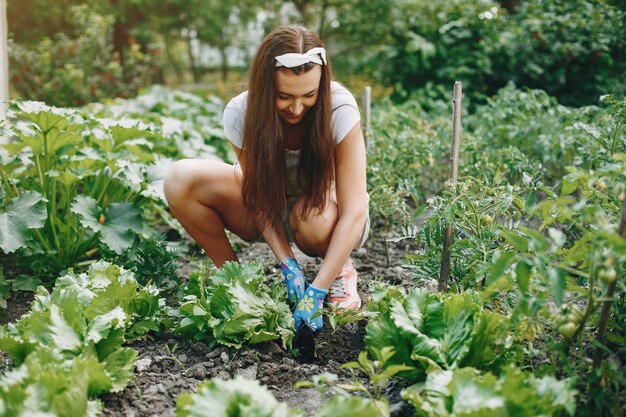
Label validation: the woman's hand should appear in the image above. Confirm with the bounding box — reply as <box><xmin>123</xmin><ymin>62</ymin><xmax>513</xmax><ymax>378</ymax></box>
<box><xmin>279</xmin><ymin>257</ymin><xmax>307</xmax><ymax>303</ymax></box>
<box><xmin>293</xmin><ymin>284</ymin><xmax>327</xmax><ymax>331</ymax></box>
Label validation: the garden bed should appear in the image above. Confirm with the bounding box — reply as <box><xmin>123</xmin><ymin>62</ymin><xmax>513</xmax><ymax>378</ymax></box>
<box><xmin>1</xmin><ymin>226</ymin><xmax>423</xmax><ymax>417</ymax></box>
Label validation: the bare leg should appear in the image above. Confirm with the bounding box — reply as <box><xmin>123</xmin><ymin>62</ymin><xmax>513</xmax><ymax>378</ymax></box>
<box><xmin>163</xmin><ymin>159</ymin><xmax>260</xmax><ymax>267</ymax></box>
<box><xmin>289</xmin><ymin>192</ymin><xmax>338</xmax><ymax>258</ymax></box>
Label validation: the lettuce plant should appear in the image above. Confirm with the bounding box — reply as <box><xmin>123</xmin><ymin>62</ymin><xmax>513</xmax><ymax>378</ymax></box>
<box><xmin>402</xmin><ymin>366</ymin><xmax>577</xmax><ymax>417</ymax></box>
<box><xmin>176</xmin><ymin>376</ymin><xmax>383</xmax><ymax>417</ymax></box>
<box><xmin>365</xmin><ymin>288</ymin><xmax>522</xmax><ymax>382</ymax></box>
<box><xmin>176</xmin><ymin>376</ymin><xmax>302</xmax><ymax>417</ymax></box>
<box><xmin>175</xmin><ymin>261</ymin><xmax>294</xmax><ymax>349</ymax></box>
<box><xmin>0</xmin><ymin>261</ymin><xmax>165</xmax><ymax>415</ymax></box>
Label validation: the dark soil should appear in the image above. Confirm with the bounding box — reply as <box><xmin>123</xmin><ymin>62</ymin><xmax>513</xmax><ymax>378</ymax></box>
<box><xmin>0</xmin><ymin>224</ymin><xmax>434</xmax><ymax>417</ymax></box>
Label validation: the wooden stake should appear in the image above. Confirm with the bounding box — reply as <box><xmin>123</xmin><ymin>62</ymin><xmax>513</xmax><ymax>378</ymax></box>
<box><xmin>362</xmin><ymin>86</ymin><xmax>371</xmax><ymax>148</ymax></box>
<box><xmin>0</xmin><ymin>0</ymin><xmax>8</xmax><ymax>145</ymax></box>
<box><xmin>439</xmin><ymin>82</ymin><xmax>463</xmax><ymax>292</ymax></box>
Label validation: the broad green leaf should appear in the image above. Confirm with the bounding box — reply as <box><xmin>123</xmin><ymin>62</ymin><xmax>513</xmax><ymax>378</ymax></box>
<box><xmin>84</xmin><ymin>280</ymin><xmax>139</xmax><ymax>320</ymax></box>
<box><xmin>548</xmin><ymin>267</ymin><xmax>566</xmax><ymax>306</ymax></box>
<box><xmin>21</xmin><ymin>111</ymin><xmax>68</xmax><ymax>134</ymax></box>
<box><xmin>560</xmin><ymin>179</ymin><xmax>577</xmax><ymax>196</ymax></box>
<box><xmin>72</xmin><ymin>197</ymin><xmax>142</xmax><ymax>254</ymax></box>
<box><xmin>365</xmin><ymin>308</ymin><xmax>424</xmax><ymax>381</ymax></box>
<box><xmin>450</xmin><ymin>368</ymin><xmax>504</xmax><ymax>414</ymax></box>
<box><xmin>85</xmin><ymin>307</ymin><xmax>127</xmax><ymax>346</ymax></box>
<box><xmin>0</xmin><ymin>191</ymin><xmax>47</xmax><ymax>253</ymax></box>
<box><xmin>45</xmin><ymin>129</ymin><xmax>82</xmax><ymax>155</ymax></box>
<box><xmin>12</xmin><ymin>274</ymin><xmax>43</xmax><ymax>292</ymax></box>
<box><xmin>499</xmin><ymin>230</ymin><xmax>529</xmax><ymax>253</ymax></box>
<box><xmin>103</xmin><ymin>347</ymin><xmax>137</xmax><ymax>392</ymax></box>
<box><xmin>20</xmin><ymin>305</ymin><xmax>82</xmax><ymax>355</ymax></box>
<box><xmin>489</xmin><ymin>251</ymin><xmax>516</xmax><ymax>285</ymax></box>
<box><xmin>99</xmin><ymin>202</ymin><xmax>143</xmax><ymax>254</ymax></box>
<box><xmin>71</xmin><ymin>195</ymin><xmax>101</xmax><ymax>232</ymax></box>
<box><xmin>515</xmin><ymin>260</ymin><xmax>532</xmax><ymax>294</ymax></box>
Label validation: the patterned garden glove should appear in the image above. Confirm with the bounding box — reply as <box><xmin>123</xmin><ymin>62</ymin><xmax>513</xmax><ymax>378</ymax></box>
<box><xmin>293</xmin><ymin>284</ymin><xmax>328</xmax><ymax>332</ymax></box>
<box><xmin>279</xmin><ymin>257</ymin><xmax>306</xmax><ymax>304</ymax></box>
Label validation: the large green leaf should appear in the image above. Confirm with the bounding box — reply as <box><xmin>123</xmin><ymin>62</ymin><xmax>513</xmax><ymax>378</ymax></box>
<box><xmin>0</xmin><ymin>191</ymin><xmax>47</xmax><ymax>253</ymax></box>
<box><xmin>71</xmin><ymin>196</ymin><xmax>142</xmax><ymax>254</ymax></box>
<box><xmin>103</xmin><ymin>347</ymin><xmax>137</xmax><ymax>393</ymax></box>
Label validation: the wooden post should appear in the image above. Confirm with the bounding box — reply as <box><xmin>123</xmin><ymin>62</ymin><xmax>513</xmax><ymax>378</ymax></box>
<box><xmin>362</xmin><ymin>86</ymin><xmax>371</xmax><ymax>148</ymax></box>
<box><xmin>439</xmin><ymin>81</ymin><xmax>463</xmax><ymax>292</ymax></box>
<box><xmin>0</xmin><ymin>0</ymin><xmax>8</xmax><ymax>145</ymax></box>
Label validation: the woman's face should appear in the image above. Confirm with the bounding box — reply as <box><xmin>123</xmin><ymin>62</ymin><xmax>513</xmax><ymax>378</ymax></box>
<box><xmin>275</xmin><ymin>65</ymin><xmax>321</xmax><ymax>125</ymax></box>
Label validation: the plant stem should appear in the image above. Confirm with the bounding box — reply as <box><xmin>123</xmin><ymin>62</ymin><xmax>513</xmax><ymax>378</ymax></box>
<box><xmin>592</xmin><ymin>197</ymin><xmax>626</xmax><ymax>369</ymax></box>
<box><xmin>96</xmin><ymin>176</ymin><xmax>113</xmax><ymax>205</ymax></box>
<box><xmin>383</xmin><ymin>220</ymin><xmax>390</xmax><ymax>267</ymax></box>
<box><xmin>609</xmin><ymin>120</ymin><xmax>622</xmax><ymax>155</ymax></box>
<box><xmin>49</xmin><ymin>178</ymin><xmax>61</xmax><ymax>253</ymax></box>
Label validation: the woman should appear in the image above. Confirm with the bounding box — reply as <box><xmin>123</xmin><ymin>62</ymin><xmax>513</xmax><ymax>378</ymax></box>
<box><xmin>163</xmin><ymin>25</ymin><xmax>368</xmax><ymax>332</ymax></box>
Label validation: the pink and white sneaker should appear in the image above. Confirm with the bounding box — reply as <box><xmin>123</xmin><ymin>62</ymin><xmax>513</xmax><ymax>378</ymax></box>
<box><xmin>327</xmin><ymin>259</ymin><xmax>361</xmax><ymax>310</ymax></box>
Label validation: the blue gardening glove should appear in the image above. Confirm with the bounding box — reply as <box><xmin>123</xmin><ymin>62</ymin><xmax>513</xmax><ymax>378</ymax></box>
<box><xmin>293</xmin><ymin>284</ymin><xmax>328</xmax><ymax>332</ymax></box>
<box><xmin>279</xmin><ymin>257</ymin><xmax>306</xmax><ymax>303</ymax></box>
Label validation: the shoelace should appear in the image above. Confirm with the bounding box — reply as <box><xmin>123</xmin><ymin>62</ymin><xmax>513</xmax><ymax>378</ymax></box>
<box><xmin>329</xmin><ymin>274</ymin><xmax>347</xmax><ymax>298</ymax></box>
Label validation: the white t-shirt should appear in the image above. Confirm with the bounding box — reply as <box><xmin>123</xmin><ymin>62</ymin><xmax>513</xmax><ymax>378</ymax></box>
<box><xmin>222</xmin><ymin>81</ymin><xmax>360</xmax><ymax>168</ymax></box>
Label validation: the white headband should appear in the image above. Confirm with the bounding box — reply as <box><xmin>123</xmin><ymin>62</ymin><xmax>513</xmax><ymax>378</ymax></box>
<box><xmin>275</xmin><ymin>47</ymin><xmax>327</xmax><ymax>68</ymax></box>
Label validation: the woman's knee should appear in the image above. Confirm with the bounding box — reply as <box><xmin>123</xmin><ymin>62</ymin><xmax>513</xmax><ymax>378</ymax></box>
<box><xmin>290</xmin><ymin>202</ymin><xmax>338</xmax><ymax>250</ymax></box>
<box><xmin>163</xmin><ymin>159</ymin><xmax>195</xmax><ymax>206</ymax></box>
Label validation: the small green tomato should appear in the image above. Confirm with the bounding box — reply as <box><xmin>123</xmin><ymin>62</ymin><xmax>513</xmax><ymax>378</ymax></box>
<box><xmin>558</xmin><ymin>322</ymin><xmax>578</xmax><ymax>339</ymax></box>
<box><xmin>599</xmin><ymin>267</ymin><xmax>617</xmax><ymax>284</ymax></box>
<box><xmin>481</xmin><ymin>214</ymin><xmax>493</xmax><ymax>227</ymax></box>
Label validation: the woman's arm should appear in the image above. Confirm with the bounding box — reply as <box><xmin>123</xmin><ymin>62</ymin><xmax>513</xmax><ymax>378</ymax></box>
<box><xmin>311</xmin><ymin>122</ymin><xmax>368</xmax><ymax>289</ymax></box>
<box><xmin>231</xmin><ymin>144</ymin><xmax>295</xmax><ymax>262</ymax></box>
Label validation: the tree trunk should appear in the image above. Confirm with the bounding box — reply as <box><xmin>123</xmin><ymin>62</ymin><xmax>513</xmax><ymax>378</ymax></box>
<box><xmin>110</xmin><ymin>0</ymin><xmax>127</xmax><ymax>65</ymax></box>
<box><xmin>186</xmin><ymin>33</ymin><xmax>200</xmax><ymax>83</ymax></box>
<box><xmin>164</xmin><ymin>34</ymin><xmax>183</xmax><ymax>83</ymax></box>
<box><xmin>219</xmin><ymin>44</ymin><xmax>229</xmax><ymax>83</ymax></box>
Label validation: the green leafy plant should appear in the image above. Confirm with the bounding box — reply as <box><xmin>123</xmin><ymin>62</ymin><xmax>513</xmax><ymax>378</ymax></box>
<box><xmin>103</xmin><ymin>235</ymin><xmax>182</xmax><ymax>295</ymax></box>
<box><xmin>296</xmin><ymin>349</ymin><xmax>409</xmax><ymax>417</ymax></box>
<box><xmin>177</xmin><ymin>375</ymin><xmax>383</xmax><ymax>417</ymax></box>
<box><xmin>174</xmin><ymin>261</ymin><xmax>294</xmax><ymax>349</ymax></box>
<box><xmin>176</xmin><ymin>376</ymin><xmax>303</xmax><ymax>417</ymax></box>
<box><xmin>0</xmin><ymin>261</ymin><xmax>162</xmax><ymax>415</ymax></box>
<box><xmin>8</xmin><ymin>4</ymin><xmax>155</xmax><ymax>107</ymax></box>
<box><xmin>402</xmin><ymin>366</ymin><xmax>577</xmax><ymax>417</ymax></box>
<box><xmin>365</xmin><ymin>288</ymin><xmax>522</xmax><ymax>382</ymax></box>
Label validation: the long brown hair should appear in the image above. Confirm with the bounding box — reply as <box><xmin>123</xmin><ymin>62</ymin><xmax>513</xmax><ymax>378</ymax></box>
<box><xmin>242</xmin><ymin>25</ymin><xmax>334</xmax><ymax>230</ymax></box>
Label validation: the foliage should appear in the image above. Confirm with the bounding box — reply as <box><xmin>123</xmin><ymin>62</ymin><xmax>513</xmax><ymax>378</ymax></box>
<box><xmin>0</xmin><ymin>86</ymin><xmax>227</xmax><ymax>278</ymax></box>
<box><xmin>0</xmin><ymin>261</ymin><xmax>163</xmax><ymax>415</ymax></box>
<box><xmin>103</xmin><ymin>235</ymin><xmax>182</xmax><ymax>296</ymax></box>
<box><xmin>90</xmin><ymin>85</ymin><xmax>232</xmax><ymax>161</ymax></box>
<box><xmin>402</xmin><ymin>92</ymin><xmax>626</xmax><ymax>416</ymax></box>
<box><xmin>9</xmin><ymin>5</ymin><xmax>156</xmax><ymax>107</ymax></box>
<box><xmin>176</xmin><ymin>376</ymin><xmax>302</xmax><ymax>417</ymax></box>
<box><xmin>176</xmin><ymin>375</ymin><xmax>383</xmax><ymax>417</ymax></box>
<box><xmin>349</xmin><ymin>0</ymin><xmax>626</xmax><ymax>106</ymax></box>
<box><xmin>174</xmin><ymin>261</ymin><xmax>294</xmax><ymax>349</ymax></box>
<box><xmin>402</xmin><ymin>366</ymin><xmax>577</xmax><ymax>417</ymax></box>
<box><xmin>364</xmin><ymin>288</ymin><xmax>522</xmax><ymax>382</ymax></box>
<box><xmin>0</xmin><ymin>102</ymin><xmax>160</xmax><ymax>276</ymax></box>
